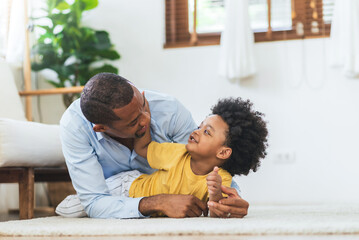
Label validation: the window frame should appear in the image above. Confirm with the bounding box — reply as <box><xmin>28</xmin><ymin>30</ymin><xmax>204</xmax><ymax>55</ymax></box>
<box><xmin>164</xmin><ymin>0</ymin><xmax>332</xmax><ymax>49</ymax></box>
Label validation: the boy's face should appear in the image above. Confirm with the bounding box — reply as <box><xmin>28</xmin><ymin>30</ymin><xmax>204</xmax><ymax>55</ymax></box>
<box><xmin>186</xmin><ymin>115</ymin><xmax>229</xmax><ymax>161</ymax></box>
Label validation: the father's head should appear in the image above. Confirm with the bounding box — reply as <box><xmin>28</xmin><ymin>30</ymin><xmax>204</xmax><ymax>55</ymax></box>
<box><xmin>80</xmin><ymin>73</ymin><xmax>150</xmax><ymax>139</ymax></box>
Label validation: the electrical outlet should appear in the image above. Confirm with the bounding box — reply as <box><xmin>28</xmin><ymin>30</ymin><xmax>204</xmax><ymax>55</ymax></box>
<box><xmin>273</xmin><ymin>151</ymin><xmax>296</xmax><ymax>164</ymax></box>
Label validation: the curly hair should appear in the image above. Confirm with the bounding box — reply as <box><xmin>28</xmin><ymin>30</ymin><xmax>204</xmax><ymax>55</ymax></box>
<box><xmin>212</xmin><ymin>98</ymin><xmax>268</xmax><ymax>176</ymax></box>
<box><xmin>80</xmin><ymin>73</ymin><xmax>134</xmax><ymax>125</ymax></box>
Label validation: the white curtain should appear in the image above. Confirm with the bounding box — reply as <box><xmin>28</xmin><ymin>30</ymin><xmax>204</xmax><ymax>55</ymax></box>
<box><xmin>329</xmin><ymin>0</ymin><xmax>359</xmax><ymax>78</ymax></box>
<box><xmin>5</xmin><ymin>0</ymin><xmax>26</xmax><ymax>67</ymax></box>
<box><xmin>218</xmin><ymin>0</ymin><xmax>256</xmax><ymax>81</ymax></box>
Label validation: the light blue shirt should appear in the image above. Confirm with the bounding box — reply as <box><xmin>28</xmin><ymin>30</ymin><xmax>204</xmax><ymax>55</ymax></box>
<box><xmin>60</xmin><ymin>90</ymin><xmax>240</xmax><ymax>219</ymax></box>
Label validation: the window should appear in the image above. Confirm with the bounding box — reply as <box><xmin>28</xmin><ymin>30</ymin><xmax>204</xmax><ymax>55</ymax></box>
<box><xmin>165</xmin><ymin>0</ymin><xmax>335</xmax><ymax>48</ymax></box>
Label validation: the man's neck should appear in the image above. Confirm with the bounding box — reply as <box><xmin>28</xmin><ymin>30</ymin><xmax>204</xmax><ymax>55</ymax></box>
<box><xmin>112</xmin><ymin>136</ymin><xmax>134</xmax><ymax>150</ymax></box>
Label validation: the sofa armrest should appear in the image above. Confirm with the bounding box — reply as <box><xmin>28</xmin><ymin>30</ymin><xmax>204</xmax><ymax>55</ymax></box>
<box><xmin>0</xmin><ymin>118</ymin><xmax>65</xmax><ymax>167</ymax></box>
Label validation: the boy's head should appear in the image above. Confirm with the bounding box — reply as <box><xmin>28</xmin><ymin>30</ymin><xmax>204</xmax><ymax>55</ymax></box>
<box><xmin>211</xmin><ymin>97</ymin><xmax>268</xmax><ymax>176</ymax></box>
<box><xmin>186</xmin><ymin>97</ymin><xmax>268</xmax><ymax>176</ymax></box>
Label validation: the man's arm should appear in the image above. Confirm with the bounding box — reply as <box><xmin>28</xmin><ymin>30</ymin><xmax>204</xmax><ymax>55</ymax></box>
<box><xmin>61</xmin><ymin>112</ymin><xmax>208</xmax><ymax>219</ymax></box>
<box><xmin>60</xmin><ymin>117</ymin><xmax>143</xmax><ymax>219</ymax></box>
<box><xmin>139</xmin><ymin>194</ymin><xmax>208</xmax><ymax>218</ymax></box>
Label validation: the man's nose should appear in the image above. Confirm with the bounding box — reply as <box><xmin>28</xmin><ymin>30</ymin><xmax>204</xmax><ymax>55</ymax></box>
<box><xmin>139</xmin><ymin>112</ymin><xmax>150</xmax><ymax>126</ymax></box>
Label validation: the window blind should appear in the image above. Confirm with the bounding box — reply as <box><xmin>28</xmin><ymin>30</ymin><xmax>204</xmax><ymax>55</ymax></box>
<box><xmin>165</xmin><ymin>0</ymin><xmax>335</xmax><ymax>48</ymax></box>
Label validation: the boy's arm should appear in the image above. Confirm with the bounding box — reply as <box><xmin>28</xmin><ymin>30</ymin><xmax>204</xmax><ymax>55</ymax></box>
<box><xmin>206</xmin><ymin>167</ymin><xmax>225</xmax><ymax>217</ymax></box>
<box><xmin>134</xmin><ymin>121</ymin><xmax>151</xmax><ymax>159</ymax></box>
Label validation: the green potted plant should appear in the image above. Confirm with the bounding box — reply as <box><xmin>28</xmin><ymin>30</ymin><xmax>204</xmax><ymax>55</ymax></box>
<box><xmin>31</xmin><ymin>0</ymin><xmax>120</xmax><ymax>107</ymax></box>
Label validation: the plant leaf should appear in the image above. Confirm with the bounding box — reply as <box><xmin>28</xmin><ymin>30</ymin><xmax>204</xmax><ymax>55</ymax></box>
<box><xmin>46</xmin><ymin>79</ymin><xmax>65</xmax><ymax>88</ymax></box>
<box><xmin>90</xmin><ymin>64</ymin><xmax>118</xmax><ymax>76</ymax></box>
<box><xmin>83</xmin><ymin>0</ymin><xmax>98</xmax><ymax>10</ymax></box>
<box><xmin>31</xmin><ymin>0</ymin><xmax>119</xmax><ymax>101</ymax></box>
<box><xmin>98</xmin><ymin>49</ymin><xmax>120</xmax><ymax>60</ymax></box>
<box><xmin>56</xmin><ymin>2</ymin><xmax>70</xmax><ymax>10</ymax></box>
<box><xmin>94</xmin><ymin>31</ymin><xmax>111</xmax><ymax>50</ymax></box>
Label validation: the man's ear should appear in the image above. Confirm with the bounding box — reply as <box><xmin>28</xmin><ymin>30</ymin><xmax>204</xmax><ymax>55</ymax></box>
<box><xmin>93</xmin><ymin>124</ymin><xmax>107</xmax><ymax>133</ymax></box>
<box><xmin>216</xmin><ymin>147</ymin><xmax>232</xmax><ymax>160</ymax></box>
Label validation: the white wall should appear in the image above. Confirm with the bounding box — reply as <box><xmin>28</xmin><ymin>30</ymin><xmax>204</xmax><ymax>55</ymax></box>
<box><xmin>37</xmin><ymin>0</ymin><xmax>359</xmax><ymax>204</ymax></box>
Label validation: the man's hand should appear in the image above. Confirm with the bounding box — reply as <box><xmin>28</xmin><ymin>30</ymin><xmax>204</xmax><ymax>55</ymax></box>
<box><xmin>139</xmin><ymin>194</ymin><xmax>208</xmax><ymax>218</ymax></box>
<box><xmin>207</xmin><ymin>185</ymin><xmax>249</xmax><ymax>218</ymax></box>
<box><xmin>206</xmin><ymin>166</ymin><xmax>223</xmax><ymax>203</ymax></box>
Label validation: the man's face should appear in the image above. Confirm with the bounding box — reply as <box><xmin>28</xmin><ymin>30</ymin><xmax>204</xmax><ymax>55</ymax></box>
<box><xmin>101</xmin><ymin>87</ymin><xmax>151</xmax><ymax>139</ymax></box>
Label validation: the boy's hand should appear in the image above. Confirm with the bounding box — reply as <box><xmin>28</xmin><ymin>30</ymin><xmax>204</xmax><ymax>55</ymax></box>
<box><xmin>208</xmin><ymin>185</ymin><xmax>249</xmax><ymax>218</ymax></box>
<box><xmin>206</xmin><ymin>166</ymin><xmax>223</xmax><ymax>204</ymax></box>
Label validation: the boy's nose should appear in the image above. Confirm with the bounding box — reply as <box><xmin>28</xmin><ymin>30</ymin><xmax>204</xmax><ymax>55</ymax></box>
<box><xmin>193</xmin><ymin>128</ymin><xmax>201</xmax><ymax>135</ymax></box>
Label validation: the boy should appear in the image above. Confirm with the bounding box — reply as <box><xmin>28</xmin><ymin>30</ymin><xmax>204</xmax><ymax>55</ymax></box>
<box><xmin>56</xmin><ymin>97</ymin><xmax>268</xmax><ymax>218</ymax></box>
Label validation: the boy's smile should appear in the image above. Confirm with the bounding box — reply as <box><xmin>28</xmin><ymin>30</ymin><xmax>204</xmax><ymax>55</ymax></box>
<box><xmin>189</xmin><ymin>134</ymin><xmax>198</xmax><ymax>143</ymax></box>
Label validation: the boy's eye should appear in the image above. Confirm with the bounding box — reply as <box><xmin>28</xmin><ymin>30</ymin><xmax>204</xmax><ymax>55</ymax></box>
<box><xmin>204</xmin><ymin>129</ymin><xmax>210</xmax><ymax>135</ymax></box>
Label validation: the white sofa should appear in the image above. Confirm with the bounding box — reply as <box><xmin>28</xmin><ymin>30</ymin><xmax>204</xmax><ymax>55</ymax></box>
<box><xmin>0</xmin><ymin>60</ymin><xmax>70</xmax><ymax>219</ymax></box>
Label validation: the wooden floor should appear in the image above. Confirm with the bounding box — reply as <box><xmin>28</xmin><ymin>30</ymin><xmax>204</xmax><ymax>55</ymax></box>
<box><xmin>0</xmin><ymin>207</ymin><xmax>56</xmax><ymax>222</ymax></box>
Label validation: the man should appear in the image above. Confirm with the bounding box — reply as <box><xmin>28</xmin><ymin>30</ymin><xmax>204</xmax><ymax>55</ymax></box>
<box><xmin>60</xmin><ymin>73</ymin><xmax>249</xmax><ymax>218</ymax></box>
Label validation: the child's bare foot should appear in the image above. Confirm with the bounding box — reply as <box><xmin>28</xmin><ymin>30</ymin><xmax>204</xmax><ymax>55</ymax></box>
<box><xmin>206</xmin><ymin>166</ymin><xmax>223</xmax><ymax>203</ymax></box>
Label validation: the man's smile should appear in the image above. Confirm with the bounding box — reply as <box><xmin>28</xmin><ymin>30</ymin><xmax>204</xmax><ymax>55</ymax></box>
<box><xmin>137</xmin><ymin>125</ymin><xmax>147</xmax><ymax>134</ymax></box>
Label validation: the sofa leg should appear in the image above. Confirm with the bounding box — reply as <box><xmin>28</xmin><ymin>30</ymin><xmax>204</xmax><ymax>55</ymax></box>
<box><xmin>19</xmin><ymin>168</ymin><xmax>34</xmax><ymax>219</ymax></box>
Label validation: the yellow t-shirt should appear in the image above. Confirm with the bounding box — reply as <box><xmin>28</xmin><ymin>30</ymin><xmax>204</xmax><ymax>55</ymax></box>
<box><xmin>129</xmin><ymin>142</ymin><xmax>232</xmax><ymax>202</ymax></box>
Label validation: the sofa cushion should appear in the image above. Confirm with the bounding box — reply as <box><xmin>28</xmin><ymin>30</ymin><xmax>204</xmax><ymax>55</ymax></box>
<box><xmin>0</xmin><ymin>60</ymin><xmax>26</xmax><ymax>121</ymax></box>
<box><xmin>0</xmin><ymin>118</ymin><xmax>65</xmax><ymax>167</ymax></box>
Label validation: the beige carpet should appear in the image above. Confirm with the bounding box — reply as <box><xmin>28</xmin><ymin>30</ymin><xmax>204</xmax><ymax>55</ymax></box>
<box><xmin>0</xmin><ymin>204</ymin><xmax>359</xmax><ymax>237</ymax></box>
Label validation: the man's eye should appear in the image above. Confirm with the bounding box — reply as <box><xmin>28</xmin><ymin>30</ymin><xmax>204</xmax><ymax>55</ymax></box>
<box><xmin>204</xmin><ymin>130</ymin><xmax>210</xmax><ymax>135</ymax></box>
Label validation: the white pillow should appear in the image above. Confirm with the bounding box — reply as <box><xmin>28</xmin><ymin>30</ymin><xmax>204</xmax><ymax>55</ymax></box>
<box><xmin>0</xmin><ymin>118</ymin><xmax>66</xmax><ymax>167</ymax></box>
<box><xmin>0</xmin><ymin>60</ymin><xmax>26</xmax><ymax>121</ymax></box>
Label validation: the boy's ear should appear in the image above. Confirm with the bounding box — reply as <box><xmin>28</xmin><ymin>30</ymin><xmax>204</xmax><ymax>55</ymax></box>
<box><xmin>93</xmin><ymin>124</ymin><xmax>107</xmax><ymax>133</ymax></box>
<box><xmin>217</xmin><ymin>147</ymin><xmax>232</xmax><ymax>160</ymax></box>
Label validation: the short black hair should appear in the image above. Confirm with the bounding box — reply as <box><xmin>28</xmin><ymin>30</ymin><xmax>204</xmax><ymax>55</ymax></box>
<box><xmin>212</xmin><ymin>97</ymin><xmax>268</xmax><ymax>176</ymax></box>
<box><xmin>80</xmin><ymin>73</ymin><xmax>134</xmax><ymax>125</ymax></box>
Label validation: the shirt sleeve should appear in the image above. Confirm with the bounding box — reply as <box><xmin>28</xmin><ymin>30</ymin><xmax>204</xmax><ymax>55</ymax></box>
<box><xmin>218</xmin><ymin>170</ymin><xmax>242</xmax><ymax>197</ymax></box>
<box><xmin>60</xmin><ymin>117</ymin><xmax>145</xmax><ymax>219</ymax></box>
<box><xmin>169</xmin><ymin>99</ymin><xmax>197</xmax><ymax>144</ymax></box>
<box><xmin>231</xmin><ymin>175</ymin><xmax>242</xmax><ymax>197</ymax></box>
<box><xmin>147</xmin><ymin>142</ymin><xmax>185</xmax><ymax>170</ymax></box>
<box><xmin>218</xmin><ymin>169</ymin><xmax>232</xmax><ymax>198</ymax></box>
<box><xmin>219</xmin><ymin>169</ymin><xmax>232</xmax><ymax>188</ymax></box>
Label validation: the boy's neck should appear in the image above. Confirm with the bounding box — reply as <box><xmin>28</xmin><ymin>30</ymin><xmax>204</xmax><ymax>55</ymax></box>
<box><xmin>190</xmin><ymin>156</ymin><xmax>217</xmax><ymax>176</ymax></box>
